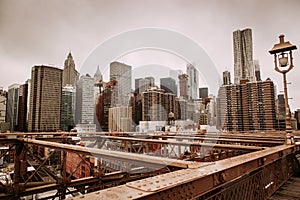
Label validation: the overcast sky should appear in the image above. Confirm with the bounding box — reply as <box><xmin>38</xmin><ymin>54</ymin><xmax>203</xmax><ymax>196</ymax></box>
<box><xmin>1</xmin><ymin>0</ymin><xmax>300</xmax><ymax>110</ymax></box>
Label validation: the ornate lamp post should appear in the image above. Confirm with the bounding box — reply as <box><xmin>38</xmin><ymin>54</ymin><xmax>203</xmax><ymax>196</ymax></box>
<box><xmin>269</xmin><ymin>35</ymin><xmax>297</xmax><ymax>144</ymax></box>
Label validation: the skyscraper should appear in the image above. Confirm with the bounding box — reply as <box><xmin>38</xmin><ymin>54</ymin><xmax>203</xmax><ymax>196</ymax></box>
<box><xmin>199</xmin><ymin>87</ymin><xmax>208</xmax><ymax>99</ymax></box>
<box><xmin>223</xmin><ymin>70</ymin><xmax>231</xmax><ymax>85</ymax></box>
<box><xmin>76</xmin><ymin>74</ymin><xmax>94</xmax><ymax>124</ymax></box>
<box><xmin>141</xmin><ymin>87</ymin><xmax>175</xmax><ymax>121</ymax></box>
<box><xmin>160</xmin><ymin>77</ymin><xmax>177</xmax><ymax>95</ymax></box>
<box><xmin>28</xmin><ymin>65</ymin><xmax>63</xmax><ymax>132</ymax></box>
<box><xmin>0</xmin><ymin>88</ymin><xmax>6</xmax><ymax>123</ymax></box>
<box><xmin>110</xmin><ymin>62</ymin><xmax>132</xmax><ymax>106</ymax></box>
<box><xmin>187</xmin><ymin>64</ymin><xmax>199</xmax><ymax>100</ymax></box>
<box><xmin>233</xmin><ymin>28</ymin><xmax>255</xmax><ymax>84</ymax></box>
<box><xmin>61</xmin><ymin>85</ymin><xmax>76</xmax><ymax>131</ymax></box>
<box><xmin>62</xmin><ymin>52</ymin><xmax>79</xmax><ymax>87</ymax></box>
<box><xmin>6</xmin><ymin>83</ymin><xmax>20</xmax><ymax>132</ymax></box>
<box><xmin>254</xmin><ymin>60</ymin><xmax>262</xmax><ymax>81</ymax></box>
<box><xmin>178</xmin><ymin>73</ymin><xmax>189</xmax><ymax>100</ymax></box>
<box><xmin>18</xmin><ymin>81</ymin><xmax>29</xmax><ymax>132</ymax></box>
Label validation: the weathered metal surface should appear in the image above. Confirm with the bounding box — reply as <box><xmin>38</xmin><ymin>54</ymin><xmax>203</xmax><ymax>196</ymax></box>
<box><xmin>71</xmin><ymin>144</ymin><xmax>300</xmax><ymax>200</ymax></box>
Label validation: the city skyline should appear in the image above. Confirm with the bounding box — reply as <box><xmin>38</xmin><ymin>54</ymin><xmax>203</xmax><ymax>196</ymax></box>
<box><xmin>1</xmin><ymin>0</ymin><xmax>300</xmax><ymax>110</ymax></box>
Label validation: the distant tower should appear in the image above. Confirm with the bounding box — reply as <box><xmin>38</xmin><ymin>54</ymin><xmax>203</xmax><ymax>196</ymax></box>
<box><xmin>0</xmin><ymin>88</ymin><xmax>7</xmax><ymax>123</ymax></box>
<box><xmin>233</xmin><ymin>28</ymin><xmax>255</xmax><ymax>84</ymax></box>
<box><xmin>28</xmin><ymin>65</ymin><xmax>63</xmax><ymax>132</ymax></box>
<box><xmin>75</xmin><ymin>74</ymin><xmax>94</xmax><ymax>124</ymax></box>
<box><xmin>94</xmin><ymin>65</ymin><xmax>103</xmax><ymax>103</ymax></box>
<box><xmin>94</xmin><ymin>65</ymin><xmax>103</xmax><ymax>83</ymax></box>
<box><xmin>62</xmin><ymin>52</ymin><xmax>79</xmax><ymax>87</ymax></box>
<box><xmin>6</xmin><ymin>83</ymin><xmax>20</xmax><ymax>132</ymax></box>
<box><xmin>160</xmin><ymin>77</ymin><xmax>177</xmax><ymax>95</ymax></box>
<box><xmin>110</xmin><ymin>62</ymin><xmax>132</xmax><ymax>106</ymax></box>
<box><xmin>178</xmin><ymin>74</ymin><xmax>189</xmax><ymax>100</ymax></box>
<box><xmin>199</xmin><ymin>87</ymin><xmax>208</xmax><ymax>99</ymax></box>
<box><xmin>187</xmin><ymin>63</ymin><xmax>199</xmax><ymax>100</ymax></box>
<box><xmin>18</xmin><ymin>81</ymin><xmax>29</xmax><ymax>132</ymax></box>
<box><xmin>254</xmin><ymin>60</ymin><xmax>261</xmax><ymax>81</ymax></box>
<box><xmin>223</xmin><ymin>70</ymin><xmax>231</xmax><ymax>85</ymax></box>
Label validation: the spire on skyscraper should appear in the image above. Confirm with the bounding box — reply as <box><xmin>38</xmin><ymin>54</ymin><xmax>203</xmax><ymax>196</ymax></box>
<box><xmin>63</xmin><ymin>52</ymin><xmax>79</xmax><ymax>87</ymax></box>
<box><xmin>94</xmin><ymin>65</ymin><xmax>103</xmax><ymax>83</ymax></box>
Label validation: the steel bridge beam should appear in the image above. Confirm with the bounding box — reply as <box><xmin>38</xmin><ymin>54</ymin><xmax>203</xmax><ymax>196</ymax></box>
<box><xmin>71</xmin><ymin>144</ymin><xmax>300</xmax><ymax>200</ymax></box>
<box><xmin>19</xmin><ymin>138</ymin><xmax>196</xmax><ymax>169</ymax></box>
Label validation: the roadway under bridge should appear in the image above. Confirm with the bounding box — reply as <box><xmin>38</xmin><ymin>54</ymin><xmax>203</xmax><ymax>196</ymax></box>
<box><xmin>0</xmin><ymin>131</ymin><xmax>299</xmax><ymax>199</ymax></box>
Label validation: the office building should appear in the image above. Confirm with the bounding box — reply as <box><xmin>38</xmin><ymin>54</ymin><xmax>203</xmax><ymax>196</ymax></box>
<box><xmin>76</xmin><ymin>74</ymin><xmax>94</xmax><ymax>124</ymax></box>
<box><xmin>96</xmin><ymin>80</ymin><xmax>117</xmax><ymax>131</ymax></box>
<box><xmin>17</xmin><ymin>81</ymin><xmax>29</xmax><ymax>132</ymax></box>
<box><xmin>62</xmin><ymin>52</ymin><xmax>79</xmax><ymax>87</ymax></box>
<box><xmin>199</xmin><ymin>87</ymin><xmax>208</xmax><ymax>99</ymax></box>
<box><xmin>110</xmin><ymin>62</ymin><xmax>132</xmax><ymax>106</ymax></box>
<box><xmin>254</xmin><ymin>60</ymin><xmax>261</xmax><ymax>81</ymax></box>
<box><xmin>160</xmin><ymin>77</ymin><xmax>177</xmax><ymax>95</ymax></box>
<box><xmin>0</xmin><ymin>88</ymin><xmax>6</xmax><ymax>122</ymax></box>
<box><xmin>187</xmin><ymin>64</ymin><xmax>199</xmax><ymax>100</ymax></box>
<box><xmin>233</xmin><ymin>28</ymin><xmax>255</xmax><ymax>84</ymax></box>
<box><xmin>28</xmin><ymin>65</ymin><xmax>62</xmax><ymax>132</ymax></box>
<box><xmin>61</xmin><ymin>85</ymin><xmax>76</xmax><ymax>131</ymax></box>
<box><xmin>108</xmin><ymin>106</ymin><xmax>132</xmax><ymax>132</ymax></box>
<box><xmin>141</xmin><ymin>87</ymin><xmax>175</xmax><ymax>121</ymax></box>
<box><xmin>178</xmin><ymin>74</ymin><xmax>189</xmax><ymax>100</ymax></box>
<box><xmin>6</xmin><ymin>84</ymin><xmax>20</xmax><ymax>132</ymax></box>
<box><xmin>223</xmin><ymin>71</ymin><xmax>231</xmax><ymax>85</ymax></box>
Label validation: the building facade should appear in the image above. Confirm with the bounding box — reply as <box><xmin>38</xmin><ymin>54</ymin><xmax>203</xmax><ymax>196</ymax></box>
<box><xmin>76</xmin><ymin>74</ymin><xmax>94</xmax><ymax>124</ymax></box>
<box><xmin>110</xmin><ymin>62</ymin><xmax>132</xmax><ymax>106</ymax></box>
<box><xmin>217</xmin><ymin>79</ymin><xmax>276</xmax><ymax>132</ymax></box>
<box><xmin>178</xmin><ymin>74</ymin><xmax>189</xmax><ymax>100</ymax></box>
<box><xmin>160</xmin><ymin>77</ymin><xmax>177</xmax><ymax>95</ymax></box>
<box><xmin>6</xmin><ymin>84</ymin><xmax>20</xmax><ymax>132</ymax></box>
<box><xmin>233</xmin><ymin>28</ymin><xmax>255</xmax><ymax>84</ymax></box>
<box><xmin>141</xmin><ymin>88</ymin><xmax>176</xmax><ymax>122</ymax></box>
<box><xmin>61</xmin><ymin>85</ymin><xmax>76</xmax><ymax>131</ymax></box>
<box><xmin>0</xmin><ymin>88</ymin><xmax>6</xmax><ymax>123</ymax></box>
<box><xmin>18</xmin><ymin>82</ymin><xmax>29</xmax><ymax>132</ymax></box>
<box><xmin>187</xmin><ymin>64</ymin><xmax>199</xmax><ymax>100</ymax></box>
<box><xmin>28</xmin><ymin>65</ymin><xmax>63</xmax><ymax>132</ymax></box>
<box><xmin>62</xmin><ymin>52</ymin><xmax>79</xmax><ymax>87</ymax></box>
<box><xmin>108</xmin><ymin>106</ymin><xmax>132</xmax><ymax>132</ymax></box>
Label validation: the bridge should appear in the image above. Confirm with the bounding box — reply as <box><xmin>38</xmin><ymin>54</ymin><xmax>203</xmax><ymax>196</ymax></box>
<box><xmin>0</xmin><ymin>131</ymin><xmax>299</xmax><ymax>199</ymax></box>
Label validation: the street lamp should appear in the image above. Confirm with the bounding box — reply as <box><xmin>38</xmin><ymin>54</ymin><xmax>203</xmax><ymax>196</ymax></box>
<box><xmin>269</xmin><ymin>34</ymin><xmax>297</xmax><ymax>144</ymax></box>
